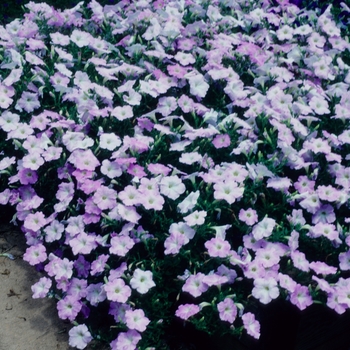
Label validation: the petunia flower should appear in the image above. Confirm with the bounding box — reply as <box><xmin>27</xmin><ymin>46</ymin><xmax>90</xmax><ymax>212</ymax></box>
<box><xmin>252</xmin><ymin>277</ymin><xmax>280</xmax><ymax>304</ymax></box>
<box><xmin>217</xmin><ymin>298</ymin><xmax>237</xmax><ymax>324</ymax></box>
<box><xmin>104</xmin><ymin>278</ymin><xmax>131</xmax><ymax>303</ymax></box>
<box><xmin>242</xmin><ymin>312</ymin><xmax>260</xmax><ymax>339</ymax></box>
<box><xmin>125</xmin><ymin>309</ymin><xmax>150</xmax><ymax>332</ymax></box>
<box><xmin>57</xmin><ymin>295</ymin><xmax>82</xmax><ymax>321</ymax></box>
<box><xmin>31</xmin><ymin>277</ymin><xmax>52</xmax><ymax>299</ymax></box>
<box><xmin>175</xmin><ymin>304</ymin><xmax>200</xmax><ymax>320</ymax></box>
<box><xmin>111</xmin><ymin>330</ymin><xmax>141</xmax><ymax>350</ymax></box>
<box><xmin>290</xmin><ymin>284</ymin><xmax>313</xmax><ymax>311</ymax></box>
<box><xmin>130</xmin><ymin>269</ymin><xmax>156</xmax><ymax>294</ymax></box>
<box><xmin>160</xmin><ymin>175</ymin><xmax>186</xmax><ymax>200</ymax></box>
<box><xmin>68</xmin><ymin>324</ymin><xmax>93</xmax><ymax>350</ymax></box>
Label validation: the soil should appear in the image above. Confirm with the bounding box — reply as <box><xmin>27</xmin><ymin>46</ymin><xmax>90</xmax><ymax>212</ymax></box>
<box><xmin>0</xmin><ymin>224</ymin><xmax>108</xmax><ymax>350</ymax></box>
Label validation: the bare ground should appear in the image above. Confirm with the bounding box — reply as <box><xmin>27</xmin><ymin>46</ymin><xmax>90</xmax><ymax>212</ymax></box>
<box><xmin>0</xmin><ymin>224</ymin><xmax>109</xmax><ymax>350</ymax></box>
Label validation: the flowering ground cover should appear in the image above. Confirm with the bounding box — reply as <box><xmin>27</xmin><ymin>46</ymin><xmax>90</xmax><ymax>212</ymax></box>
<box><xmin>1</xmin><ymin>0</ymin><xmax>350</xmax><ymax>349</ymax></box>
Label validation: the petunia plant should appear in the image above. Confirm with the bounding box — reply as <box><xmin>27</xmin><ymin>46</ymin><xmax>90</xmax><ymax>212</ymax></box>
<box><xmin>1</xmin><ymin>0</ymin><xmax>350</xmax><ymax>349</ymax></box>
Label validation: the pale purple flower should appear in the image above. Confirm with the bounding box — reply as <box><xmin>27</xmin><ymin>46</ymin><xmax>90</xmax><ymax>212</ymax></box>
<box><xmin>205</xmin><ymin>237</ymin><xmax>231</xmax><ymax>258</ymax></box>
<box><xmin>188</xmin><ymin>73</ymin><xmax>210</xmax><ymax>98</ymax></box>
<box><xmin>336</xmin><ymin>285</ymin><xmax>350</xmax><ymax>308</ymax></box>
<box><xmin>252</xmin><ymin>217</ymin><xmax>276</xmax><ymax>240</ymax></box>
<box><xmin>147</xmin><ymin>163</ymin><xmax>171</xmax><ymax>176</ymax></box>
<box><xmin>90</xmin><ymin>254</ymin><xmax>109</xmax><ymax>276</ymax></box>
<box><xmin>138</xmin><ymin>177</ymin><xmax>160</xmax><ymax>194</ymax></box>
<box><xmin>0</xmin><ymin>189</ymin><xmax>12</xmax><ymax>205</ymax></box>
<box><xmin>15</xmin><ymin>91</ymin><xmax>40</xmax><ymax>113</ymax></box>
<box><xmin>243</xmin><ymin>260</ymin><xmax>266</xmax><ymax>279</ymax></box>
<box><xmin>0</xmin><ymin>92</ymin><xmax>13</xmax><ymax>109</ymax></box>
<box><xmin>118</xmin><ymin>185</ymin><xmax>141</xmax><ymax>207</ymax></box>
<box><xmin>290</xmin><ymin>284</ymin><xmax>313</xmax><ymax>310</ymax></box>
<box><xmin>309</xmin><ymin>261</ymin><xmax>337</xmax><ymax>275</ymax></box>
<box><xmin>130</xmin><ymin>269</ymin><xmax>155</xmax><ymax>294</ymax></box>
<box><xmin>31</xmin><ymin>277</ymin><xmax>52</xmax><ymax>298</ymax></box>
<box><xmin>239</xmin><ymin>208</ymin><xmax>258</xmax><ymax>226</ymax></box>
<box><xmin>169</xmin><ymin>222</ymin><xmax>195</xmax><ymax>242</ymax></box>
<box><xmin>140</xmin><ymin>190</ymin><xmax>165</xmax><ymax>211</ymax></box>
<box><xmin>217</xmin><ymin>264</ymin><xmax>237</xmax><ymax>283</ymax></box>
<box><xmin>288</xmin><ymin>230</ymin><xmax>299</xmax><ymax>251</ymax></box>
<box><xmin>86</xmin><ymin>283</ymin><xmax>107</xmax><ymax>306</ymax></box>
<box><xmin>50</xmin><ymin>32</ymin><xmax>70</xmax><ymax>45</ymax></box>
<box><xmin>312</xmin><ymin>205</ymin><xmax>336</xmax><ymax>224</ymax></box>
<box><xmin>0</xmin><ymin>112</ymin><xmax>19</xmax><ymax>132</ymax></box>
<box><xmin>111</xmin><ymin>330</ymin><xmax>141</xmax><ymax>350</ymax></box>
<box><xmin>177</xmin><ymin>94</ymin><xmax>194</xmax><ymax>113</ymax></box>
<box><xmin>291</xmin><ymin>250</ymin><xmax>310</xmax><ymax>272</ymax></box>
<box><xmin>68</xmin><ymin>324</ymin><xmax>93</xmax><ymax>350</ymax></box>
<box><xmin>99</xmin><ymin>133</ymin><xmax>122</xmax><ymax>151</ymax></box>
<box><xmin>327</xmin><ymin>292</ymin><xmax>346</xmax><ymax>315</ymax></box>
<box><xmin>175</xmin><ymin>304</ymin><xmax>200</xmax><ymax>320</ymax></box>
<box><xmin>7</xmin><ymin>123</ymin><xmax>34</xmax><ymax>140</ymax></box>
<box><xmin>70</xmin><ymin>29</ymin><xmax>92</xmax><ymax>47</ymax></box>
<box><xmin>339</xmin><ymin>251</ymin><xmax>350</xmax><ymax>271</ymax></box>
<box><xmin>45</xmin><ymin>255</ymin><xmax>74</xmax><ymax>281</ymax></box>
<box><xmin>125</xmin><ymin>309</ymin><xmax>150</xmax><ymax>332</ymax></box>
<box><xmin>110</xmin><ymin>235</ymin><xmax>135</xmax><ymax>256</ymax></box>
<box><xmin>255</xmin><ymin>246</ymin><xmax>281</xmax><ymax>268</ymax></box>
<box><xmin>66</xmin><ymin>215</ymin><xmax>85</xmax><ymax>237</ymax></box>
<box><xmin>67</xmin><ymin>278</ymin><xmax>88</xmax><ymax>299</ymax></box>
<box><xmin>252</xmin><ymin>277</ymin><xmax>279</xmax><ymax>304</ymax></box>
<box><xmin>317</xmin><ymin>185</ymin><xmax>340</xmax><ymax>202</ymax></box>
<box><xmin>104</xmin><ymin>278</ymin><xmax>131</xmax><ymax>303</ymax></box>
<box><xmin>242</xmin><ymin>312</ymin><xmax>260</xmax><ymax>339</ymax></box>
<box><xmin>22</xmin><ymin>151</ymin><xmax>45</xmax><ymax>171</ymax></box>
<box><xmin>287</xmin><ymin>209</ymin><xmax>306</xmax><ymax>227</ymax></box>
<box><xmin>23</xmin><ymin>211</ymin><xmax>46</xmax><ymax>232</ymax></box>
<box><xmin>159</xmin><ymin>175</ymin><xmax>186</xmax><ymax>200</ymax></box>
<box><xmin>174</xmin><ymin>52</ymin><xmax>195</xmax><ymax>66</ymax></box>
<box><xmin>177</xmin><ymin>191</ymin><xmax>200</xmax><ymax>214</ymax></box>
<box><xmin>93</xmin><ymin>186</ymin><xmax>117</xmax><ymax>210</ymax></box>
<box><xmin>309</xmin><ymin>96</ymin><xmax>330</xmax><ymax>115</ymax></box>
<box><xmin>167</xmin><ymin>64</ymin><xmax>189</xmax><ymax>79</ymax></box>
<box><xmin>202</xmin><ymin>273</ymin><xmax>228</xmax><ymax>286</ymax></box>
<box><xmin>23</xmin><ymin>243</ymin><xmax>47</xmax><ymax>266</ymax></box>
<box><xmin>309</xmin><ymin>223</ymin><xmax>339</xmax><ymax>241</ymax></box>
<box><xmin>69</xmin><ymin>232</ymin><xmax>96</xmax><ymax>255</ymax></box>
<box><xmin>57</xmin><ymin>295</ymin><xmax>82</xmax><ymax>321</ymax></box>
<box><xmin>127</xmin><ymin>164</ymin><xmax>147</xmax><ymax>178</ymax></box>
<box><xmin>306</xmin><ymin>138</ymin><xmax>331</xmax><ymax>155</ymax></box>
<box><xmin>182</xmin><ymin>273</ymin><xmax>209</xmax><ymax>297</ymax></box>
<box><xmin>164</xmin><ymin>232</ymin><xmax>187</xmax><ymax>255</ymax></box>
<box><xmin>111</xmin><ymin>105</ymin><xmax>133</xmax><ymax>121</ymax></box>
<box><xmin>68</xmin><ymin>149</ymin><xmax>100</xmax><ymax>171</ymax></box>
<box><xmin>213</xmin><ymin>180</ymin><xmax>244</xmax><ymax>204</ymax></box>
<box><xmin>100</xmin><ymin>159</ymin><xmax>122</xmax><ymax>179</ymax></box>
<box><xmin>212</xmin><ymin>134</ymin><xmax>230</xmax><ymax>148</ymax></box>
<box><xmin>278</xmin><ymin>273</ymin><xmax>297</xmax><ymax>293</ymax></box>
<box><xmin>115</xmin><ymin>204</ymin><xmax>141</xmax><ymax>224</ymax></box>
<box><xmin>157</xmin><ymin>96</ymin><xmax>177</xmax><ymax>116</ymax></box>
<box><xmin>44</xmin><ymin>220</ymin><xmax>64</xmax><ymax>243</ymax></box>
<box><xmin>56</xmin><ymin>182</ymin><xmax>75</xmax><ymax>202</ymax></box>
<box><xmin>183</xmin><ymin>210</ymin><xmax>207</xmax><ymax>226</ymax></box>
<box><xmin>312</xmin><ymin>276</ymin><xmax>332</xmax><ymax>293</ymax></box>
<box><xmin>276</xmin><ymin>25</ymin><xmax>294</xmax><ymax>41</ymax></box>
<box><xmin>217</xmin><ymin>298</ymin><xmax>237</xmax><ymax>323</ymax></box>
<box><xmin>179</xmin><ymin>152</ymin><xmax>203</xmax><ymax>165</ymax></box>
<box><xmin>266</xmin><ymin>177</ymin><xmax>291</xmax><ymax>193</ymax></box>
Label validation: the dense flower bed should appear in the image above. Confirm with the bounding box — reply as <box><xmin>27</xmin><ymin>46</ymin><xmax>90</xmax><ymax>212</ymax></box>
<box><xmin>1</xmin><ymin>0</ymin><xmax>350</xmax><ymax>348</ymax></box>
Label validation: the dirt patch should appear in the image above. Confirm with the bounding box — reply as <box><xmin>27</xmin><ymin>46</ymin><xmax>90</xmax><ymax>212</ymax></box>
<box><xmin>0</xmin><ymin>224</ymin><xmax>108</xmax><ymax>350</ymax></box>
